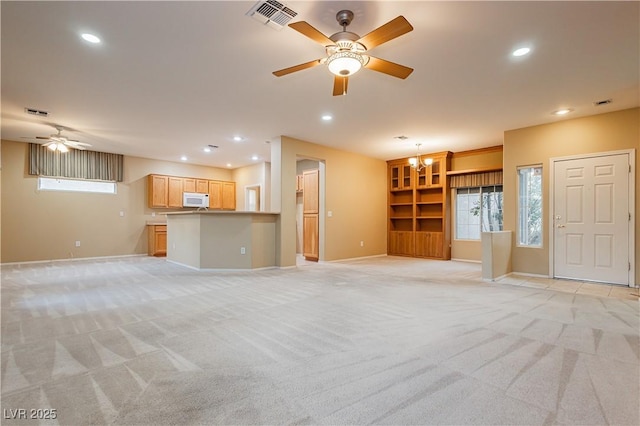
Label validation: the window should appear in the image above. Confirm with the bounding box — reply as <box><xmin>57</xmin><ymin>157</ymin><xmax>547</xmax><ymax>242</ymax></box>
<box><xmin>518</xmin><ymin>166</ymin><xmax>542</xmax><ymax>246</ymax></box>
<box><xmin>38</xmin><ymin>177</ymin><xmax>117</xmax><ymax>194</ymax></box>
<box><xmin>456</xmin><ymin>185</ymin><xmax>503</xmax><ymax>240</ymax></box>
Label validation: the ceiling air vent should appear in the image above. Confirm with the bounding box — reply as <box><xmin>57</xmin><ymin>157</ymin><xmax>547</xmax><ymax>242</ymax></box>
<box><xmin>246</xmin><ymin>0</ymin><xmax>297</xmax><ymax>30</ymax></box>
<box><xmin>593</xmin><ymin>98</ymin><xmax>612</xmax><ymax>106</ymax></box>
<box><xmin>24</xmin><ymin>107</ymin><xmax>49</xmax><ymax>117</ymax></box>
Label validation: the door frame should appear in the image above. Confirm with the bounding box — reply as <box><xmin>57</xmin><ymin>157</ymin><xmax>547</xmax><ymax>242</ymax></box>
<box><xmin>548</xmin><ymin>149</ymin><xmax>635</xmax><ymax>286</ymax></box>
<box><xmin>244</xmin><ymin>184</ymin><xmax>264</xmax><ymax>212</ymax></box>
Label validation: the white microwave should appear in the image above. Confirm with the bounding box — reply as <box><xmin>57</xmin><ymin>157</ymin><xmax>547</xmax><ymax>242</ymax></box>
<box><xmin>183</xmin><ymin>192</ymin><xmax>209</xmax><ymax>208</ymax></box>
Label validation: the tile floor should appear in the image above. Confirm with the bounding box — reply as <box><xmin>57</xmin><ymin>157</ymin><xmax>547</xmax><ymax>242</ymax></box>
<box><xmin>496</xmin><ymin>274</ymin><xmax>640</xmax><ymax>300</ymax></box>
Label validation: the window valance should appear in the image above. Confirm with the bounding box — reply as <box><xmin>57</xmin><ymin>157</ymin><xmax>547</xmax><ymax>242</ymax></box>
<box><xmin>450</xmin><ymin>170</ymin><xmax>502</xmax><ymax>188</ymax></box>
<box><xmin>28</xmin><ymin>143</ymin><xmax>124</xmax><ymax>182</ymax></box>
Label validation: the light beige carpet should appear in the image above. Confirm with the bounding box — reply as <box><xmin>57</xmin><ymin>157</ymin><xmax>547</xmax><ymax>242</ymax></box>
<box><xmin>1</xmin><ymin>256</ymin><xmax>638</xmax><ymax>425</ymax></box>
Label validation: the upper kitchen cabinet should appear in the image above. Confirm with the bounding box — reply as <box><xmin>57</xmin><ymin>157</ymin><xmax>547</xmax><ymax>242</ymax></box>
<box><xmin>148</xmin><ymin>174</ymin><xmax>235</xmax><ymax>210</ymax></box>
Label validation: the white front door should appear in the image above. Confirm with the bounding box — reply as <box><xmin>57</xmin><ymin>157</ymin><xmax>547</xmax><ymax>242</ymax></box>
<box><xmin>553</xmin><ymin>153</ymin><xmax>630</xmax><ymax>285</ymax></box>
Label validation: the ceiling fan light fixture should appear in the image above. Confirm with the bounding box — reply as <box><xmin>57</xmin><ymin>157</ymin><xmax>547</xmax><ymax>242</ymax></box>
<box><xmin>46</xmin><ymin>143</ymin><xmax>57</xmax><ymax>152</ymax></box>
<box><xmin>327</xmin><ymin>51</ymin><xmax>367</xmax><ymax>76</ymax></box>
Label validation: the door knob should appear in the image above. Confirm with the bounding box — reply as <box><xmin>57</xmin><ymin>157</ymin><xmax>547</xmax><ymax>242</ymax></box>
<box><xmin>557</xmin><ymin>224</ymin><xmax>565</xmax><ymax>228</ymax></box>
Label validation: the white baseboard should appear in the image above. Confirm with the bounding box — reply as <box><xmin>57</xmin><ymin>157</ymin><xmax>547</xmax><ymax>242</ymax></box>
<box><xmin>1</xmin><ymin>254</ymin><xmax>147</xmax><ymax>267</ymax></box>
<box><xmin>451</xmin><ymin>258</ymin><xmax>481</xmax><ymax>264</ymax></box>
<box><xmin>327</xmin><ymin>254</ymin><xmax>388</xmax><ymax>263</ymax></box>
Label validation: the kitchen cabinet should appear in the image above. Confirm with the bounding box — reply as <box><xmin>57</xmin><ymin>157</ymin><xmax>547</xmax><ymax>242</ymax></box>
<box><xmin>148</xmin><ymin>175</ymin><xmax>169</xmax><ymax>208</ymax></box>
<box><xmin>168</xmin><ymin>177</ymin><xmax>183</xmax><ymax>208</ymax></box>
<box><xmin>209</xmin><ymin>180</ymin><xmax>236</xmax><ymax>210</ymax></box>
<box><xmin>148</xmin><ymin>174</ymin><xmax>235</xmax><ymax>210</ymax></box>
<box><xmin>147</xmin><ymin>224</ymin><xmax>167</xmax><ymax>256</ymax></box>
<box><xmin>302</xmin><ymin>169</ymin><xmax>319</xmax><ymax>261</ymax></box>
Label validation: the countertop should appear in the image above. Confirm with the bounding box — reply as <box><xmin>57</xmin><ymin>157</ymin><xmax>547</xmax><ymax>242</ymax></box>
<box><xmin>146</xmin><ymin>220</ymin><xmax>167</xmax><ymax>225</ymax></box>
<box><xmin>163</xmin><ymin>210</ymin><xmax>279</xmax><ymax>216</ymax></box>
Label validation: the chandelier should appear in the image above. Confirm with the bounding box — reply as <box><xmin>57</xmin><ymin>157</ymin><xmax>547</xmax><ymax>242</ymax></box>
<box><xmin>408</xmin><ymin>143</ymin><xmax>432</xmax><ymax>172</ymax></box>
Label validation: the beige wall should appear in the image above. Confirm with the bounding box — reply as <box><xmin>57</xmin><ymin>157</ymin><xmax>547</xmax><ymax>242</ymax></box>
<box><xmin>1</xmin><ymin>140</ymin><xmax>232</xmax><ymax>263</ymax></box>
<box><xmin>450</xmin><ymin>146</ymin><xmax>504</xmax><ymax>262</ymax></box>
<box><xmin>503</xmin><ymin>107</ymin><xmax>639</xmax><ymax>284</ymax></box>
<box><xmin>272</xmin><ymin>136</ymin><xmax>388</xmax><ymax>267</ymax></box>
<box><xmin>450</xmin><ymin>146</ymin><xmax>503</xmax><ymax>172</ymax></box>
<box><xmin>232</xmin><ymin>162</ymin><xmax>267</xmax><ymax>211</ymax></box>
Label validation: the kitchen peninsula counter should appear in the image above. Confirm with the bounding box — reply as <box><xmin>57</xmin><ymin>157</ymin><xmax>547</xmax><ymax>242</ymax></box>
<box><xmin>164</xmin><ymin>211</ymin><xmax>279</xmax><ymax>269</ymax></box>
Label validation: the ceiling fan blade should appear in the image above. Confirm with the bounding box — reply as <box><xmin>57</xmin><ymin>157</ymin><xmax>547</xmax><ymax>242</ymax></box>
<box><xmin>357</xmin><ymin>16</ymin><xmax>413</xmax><ymax>50</ymax></box>
<box><xmin>365</xmin><ymin>56</ymin><xmax>414</xmax><ymax>79</ymax></box>
<box><xmin>65</xmin><ymin>141</ymin><xmax>91</xmax><ymax>147</ymax></box>
<box><xmin>273</xmin><ymin>59</ymin><xmax>322</xmax><ymax>77</ymax></box>
<box><xmin>288</xmin><ymin>21</ymin><xmax>334</xmax><ymax>46</ymax></box>
<box><xmin>36</xmin><ymin>136</ymin><xmax>50</xmax><ymax>140</ymax></box>
<box><xmin>332</xmin><ymin>76</ymin><xmax>349</xmax><ymax>96</ymax></box>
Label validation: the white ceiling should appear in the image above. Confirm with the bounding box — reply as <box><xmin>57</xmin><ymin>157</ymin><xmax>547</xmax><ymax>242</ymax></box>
<box><xmin>2</xmin><ymin>1</ymin><xmax>638</xmax><ymax>169</ymax></box>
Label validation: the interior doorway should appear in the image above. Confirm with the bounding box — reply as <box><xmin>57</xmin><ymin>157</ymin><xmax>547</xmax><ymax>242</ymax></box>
<box><xmin>550</xmin><ymin>150</ymin><xmax>635</xmax><ymax>286</ymax></box>
<box><xmin>245</xmin><ymin>185</ymin><xmax>262</xmax><ymax>212</ymax></box>
<box><xmin>295</xmin><ymin>158</ymin><xmax>324</xmax><ymax>264</ymax></box>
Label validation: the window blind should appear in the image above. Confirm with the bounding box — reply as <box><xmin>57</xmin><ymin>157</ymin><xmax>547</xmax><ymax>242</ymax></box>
<box><xmin>28</xmin><ymin>143</ymin><xmax>124</xmax><ymax>182</ymax></box>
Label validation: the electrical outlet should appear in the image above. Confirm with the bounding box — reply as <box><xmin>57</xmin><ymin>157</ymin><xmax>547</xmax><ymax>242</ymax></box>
<box><xmin>151</xmin><ymin>212</ymin><xmax>156</xmax><ymax>217</ymax></box>
<box><xmin>119</xmin><ymin>211</ymin><xmax>125</xmax><ymax>217</ymax></box>
<box><xmin>328</xmin><ymin>210</ymin><xmax>333</xmax><ymax>217</ymax></box>
<box><xmin>360</xmin><ymin>241</ymin><xmax>364</xmax><ymax>247</ymax></box>
<box><xmin>75</xmin><ymin>241</ymin><xmax>81</xmax><ymax>247</ymax></box>
<box><xmin>240</xmin><ymin>247</ymin><xmax>246</xmax><ymax>255</ymax></box>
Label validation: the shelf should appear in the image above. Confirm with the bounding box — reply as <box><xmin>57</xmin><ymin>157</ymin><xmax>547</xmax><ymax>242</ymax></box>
<box><xmin>388</xmin><ymin>152</ymin><xmax>451</xmax><ymax>259</ymax></box>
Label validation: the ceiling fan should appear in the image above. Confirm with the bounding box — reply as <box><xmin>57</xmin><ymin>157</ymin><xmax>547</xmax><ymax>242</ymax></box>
<box><xmin>35</xmin><ymin>126</ymin><xmax>91</xmax><ymax>152</ymax></box>
<box><xmin>273</xmin><ymin>10</ymin><xmax>414</xmax><ymax>96</ymax></box>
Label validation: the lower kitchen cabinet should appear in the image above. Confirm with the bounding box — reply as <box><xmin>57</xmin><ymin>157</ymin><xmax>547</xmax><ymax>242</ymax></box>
<box><xmin>147</xmin><ymin>224</ymin><xmax>167</xmax><ymax>256</ymax></box>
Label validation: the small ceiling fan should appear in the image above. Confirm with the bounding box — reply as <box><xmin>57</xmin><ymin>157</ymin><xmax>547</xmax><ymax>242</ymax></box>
<box><xmin>273</xmin><ymin>10</ymin><xmax>414</xmax><ymax>96</ymax></box>
<box><xmin>35</xmin><ymin>126</ymin><xmax>91</xmax><ymax>152</ymax></box>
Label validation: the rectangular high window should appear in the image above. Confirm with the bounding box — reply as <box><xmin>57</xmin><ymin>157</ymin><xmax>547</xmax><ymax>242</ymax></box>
<box><xmin>38</xmin><ymin>177</ymin><xmax>117</xmax><ymax>194</ymax></box>
<box><xmin>518</xmin><ymin>166</ymin><xmax>543</xmax><ymax>247</ymax></box>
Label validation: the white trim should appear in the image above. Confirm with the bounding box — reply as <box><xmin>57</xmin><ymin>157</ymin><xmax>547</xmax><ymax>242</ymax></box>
<box><xmin>244</xmin><ymin>183</ymin><xmax>264</xmax><ymax>212</ymax></box>
<box><xmin>1</xmin><ymin>254</ymin><xmax>146</xmax><ymax>266</ymax></box>
<box><xmin>327</xmin><ymin>254</ymin><xmax>388</xmax><ymax>263</ymax></box>
<box><xmin>482</xmin><ymin>273</ymin><xmax>509</xmax><ymax>282</ymax></box>
<box><xmin>166</xmin><ymin>259</ymin><xmax>278</xmax><ymax>272</ymax></box>
<box><xmin>549</xmin><ymin>149</ymin><xmax>635</xmax><ymax>287</ymax></box>
<box><xmin>516</xmin><ymin>165</ymin><xmax>543</xmax><ymax>248</ymax></box>
<box><xmin>451</xmin><ymin>258</ymin><xmax>482</xmax><ymax>264</ymax></box>
<box><xmin>505</xmin><ymin>271</ymin><xmax>551</xmax><ymax>279</ymax></box>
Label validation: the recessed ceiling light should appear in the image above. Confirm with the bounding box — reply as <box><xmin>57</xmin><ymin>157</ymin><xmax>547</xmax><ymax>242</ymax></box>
<box><xmin>81</xmin><ymin>33</ymin><xmax>101</xmax><ymax>44</ymax></box>
<box><xmin>321</xmin><ymin>115</ymin><xmax>332</xmax><ymax>121</ymax></box>
<box><xmin>203</xmin><ymin>147</ymin><xmax>211</xmax><ymax>153</ymax></box>
<box><xmin>251</xmin><ymin>155</ymin><xmax>259</xmax><ymax>161</ymax></box>
<box><xmin>226</xmin><ymin>163</ymin><xmax>232</xmax><ymax>168</ymax></box>
<box><xmin>180</xmin><ymin>156</ymin><xmax>188</xmax><ymax>161</ymax></box>
<box><xmin>512</xmin><ymin>47</ymin><xmax>530</xmax><ymax>57</ymax></box>
<box><xmin>553</xmin><ymin>108</ymin><xmax>573</xmax><ymax>116</ymax></box>
<box><xmin>233</xmin><ymin>136</ymin><xmax>243</xmax><ymax>142</ymax></box>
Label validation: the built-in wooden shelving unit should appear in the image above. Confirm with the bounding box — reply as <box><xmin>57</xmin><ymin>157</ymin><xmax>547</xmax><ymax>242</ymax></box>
<box><xmin>387</xmin><ymin>151</ymin><xmax>452</xmax><ymax>260</ymax></box>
